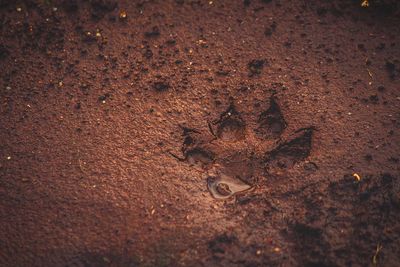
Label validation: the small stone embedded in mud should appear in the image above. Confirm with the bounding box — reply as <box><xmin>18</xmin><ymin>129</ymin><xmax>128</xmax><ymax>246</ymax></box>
<box><xmin>207</xmin><ymin>173</ymin><xmax>252</xmax><ymax>199</ymax></box>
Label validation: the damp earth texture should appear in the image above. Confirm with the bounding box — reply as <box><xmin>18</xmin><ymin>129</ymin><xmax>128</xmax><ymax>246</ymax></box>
<box><xmin>1</xmin><ymin>1</ymin><xmax>400</xmax><ymax>267</ymax></box>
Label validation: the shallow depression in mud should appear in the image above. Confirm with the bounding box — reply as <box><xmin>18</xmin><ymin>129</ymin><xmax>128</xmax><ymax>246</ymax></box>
<box><xmin>216</xmin><ymin>119</ymin><xmax>245</xmax><ymax>142</ymax></box>
<box><xmin>186</xmin><ymin>148</ymin><xmax>214</xmax><ymax>168</ymax></box>
<box><xmin>207</xmin><ymin>173</ymin><xmax>252</xmax><ymax>199</ymax></box>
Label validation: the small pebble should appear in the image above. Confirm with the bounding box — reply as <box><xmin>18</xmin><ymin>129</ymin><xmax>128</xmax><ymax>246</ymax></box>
<box><xmin>119</xmin><ymin>10</ymin><xmax>127</xmax><ymax>19</ymax></box>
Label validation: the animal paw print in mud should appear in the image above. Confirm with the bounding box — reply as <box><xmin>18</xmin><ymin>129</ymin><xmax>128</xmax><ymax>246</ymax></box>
<box><xmin>177</xmin><ymin>97</ymin><xmax>314</xmax><ymax>199</ymax></box>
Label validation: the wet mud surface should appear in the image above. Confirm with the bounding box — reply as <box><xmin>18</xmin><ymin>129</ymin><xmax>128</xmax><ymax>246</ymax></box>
<box><xmin>1</xmin><ymin>0</ymin><xmax>400</xmax><ymax>266</ymax></box>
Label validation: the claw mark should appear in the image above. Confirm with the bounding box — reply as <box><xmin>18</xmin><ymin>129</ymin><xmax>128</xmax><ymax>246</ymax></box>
<box><xmin>178</xmin><ymin>124</ymin><xmax>201</xmax><ymax>135</ymax></box>
<box><xmin>168</xmin><ymin>151</ymin><xmax>185</xmax><ymax>161</ymax></box>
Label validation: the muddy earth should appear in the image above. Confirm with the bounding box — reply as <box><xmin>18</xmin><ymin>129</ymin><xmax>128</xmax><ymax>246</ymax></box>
<box><xmin>1</xmin><ymin>0</ymin><xmax>400</xmax><ymax>266</ymax></box>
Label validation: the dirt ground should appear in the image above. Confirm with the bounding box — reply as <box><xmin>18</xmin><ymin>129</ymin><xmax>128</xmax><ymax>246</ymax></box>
<box><xmin>1</xmin><ymin>0</ymin><xmax>400</xmax><ymax>266</ymax></box>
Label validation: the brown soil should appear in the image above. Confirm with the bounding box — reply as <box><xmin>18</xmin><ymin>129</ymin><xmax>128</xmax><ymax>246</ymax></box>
<box><xmin>1</xmin><ymin>0</ymin><xmax>400</xmax><ymax>266</ymax></box>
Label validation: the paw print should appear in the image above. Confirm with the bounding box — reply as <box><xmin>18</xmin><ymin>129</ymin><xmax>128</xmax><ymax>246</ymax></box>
<box><xmin>176</xmin><ymin>96</ymin><xmax>314</xmax><ymax>199</ymax></box>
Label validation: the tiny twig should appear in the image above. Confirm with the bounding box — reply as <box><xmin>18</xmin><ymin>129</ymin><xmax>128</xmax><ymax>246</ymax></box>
<box><xmin>372</xmin><ymin>243</ymin><xmax>383</xmax><ymax>266</ymax></box>
<box><xmin>208</xmin><ymin>120</ymin><xmax>217</xmax><ymax>138</ymax></box>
